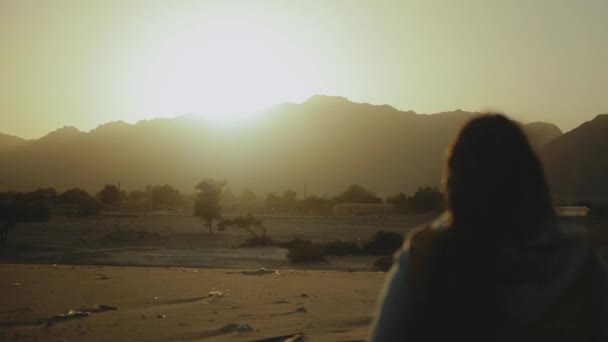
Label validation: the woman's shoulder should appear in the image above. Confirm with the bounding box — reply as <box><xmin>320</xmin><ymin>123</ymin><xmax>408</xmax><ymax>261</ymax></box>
<box><xmin>403</xmin><ymin>212</ymin><xmax>451</xmax><ymax>257</ymax></box>
<box><xmin>394</xmin><ymin>213</ymin><xmax>453</xmax><ymax>293</ymax></box>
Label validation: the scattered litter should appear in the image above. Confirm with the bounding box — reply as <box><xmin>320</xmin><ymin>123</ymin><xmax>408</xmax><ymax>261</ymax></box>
<box><xmin>33</xmin><ymin>305</ymin><xmax>117</xmax><ymax>326</ymax></box>
<box><xmin>157</xmin><ymin>314</ymin><xmax>167</xmax><ymax>319</ymax></box>
<box><xmin>11</xmin><ymin>282</ymin><xmax>20</xmax><ymax>287</ymax></box>
<box><xmin>220</xmin><ymin>323</ymin><xmax>253</xmax><ymax>334</ymax></box>
<box><xmin>46</xmin><ymin>310</ymin><xmax>90</xmax><ymax>325</ymax></box>
<box><xmin>295</xmin><ymin>307</ymin><xmax>308</xmax><ymax>314</ymax></box>
<box><xmin>208</xmin><ymin>291</ymin><xmax>223</xmax><ymax>297</ymax></box>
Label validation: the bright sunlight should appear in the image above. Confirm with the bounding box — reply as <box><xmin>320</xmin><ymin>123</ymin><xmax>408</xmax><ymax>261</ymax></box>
<box><xmin>128</xmin><ymin>12</ymin><xmax>319</xmax><ymax>124</ymax></box>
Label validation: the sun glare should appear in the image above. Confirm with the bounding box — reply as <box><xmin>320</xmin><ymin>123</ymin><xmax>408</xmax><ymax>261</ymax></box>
<box><xmin>129</xmin><ymin>12</ymin><xmax>319</xmax><ymax>124</ymax></box>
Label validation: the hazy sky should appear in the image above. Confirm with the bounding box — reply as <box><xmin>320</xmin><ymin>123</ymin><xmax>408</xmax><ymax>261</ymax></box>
<box><xmin>1</xmin><ymin>0</ymin><xmax>606</xmax><ymax>138</ymax></box>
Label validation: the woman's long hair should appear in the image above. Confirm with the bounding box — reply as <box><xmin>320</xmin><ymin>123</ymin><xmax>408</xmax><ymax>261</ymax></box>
<box><xmin>410</xmin><ymin>114</ymin><xmax>556</xmax><ymax>340</ymax></box>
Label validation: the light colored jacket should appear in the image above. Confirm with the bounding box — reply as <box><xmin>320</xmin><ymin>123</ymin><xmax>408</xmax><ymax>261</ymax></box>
<box><xmin>370</xmin><ymin>217</ymin><xmax>608</xmax><ymax>341</ymax></box>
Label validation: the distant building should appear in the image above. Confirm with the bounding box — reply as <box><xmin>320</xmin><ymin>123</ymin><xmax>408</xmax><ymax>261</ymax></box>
<box><xmin>554</xmin><ymin>206</ymin><xmax>590</xmax><ymax>217</ymax></box>
<box><xmin>332</xmin><ymin>203</ymin><xmax>395</xmax><ymax>216</ymax></box>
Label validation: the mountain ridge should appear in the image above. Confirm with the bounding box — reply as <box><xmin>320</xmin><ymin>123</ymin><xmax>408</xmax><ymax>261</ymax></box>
<box><xmin>2</xmin><ymin>95</ymin><xmax>600</xmax><ymax>201</ymax></box>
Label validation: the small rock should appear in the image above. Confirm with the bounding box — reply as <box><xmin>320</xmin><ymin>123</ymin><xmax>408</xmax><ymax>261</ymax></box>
<box><xmin>299</xmin><ymin>293</ymin><xmax>309</xmax><ymax>298</ymax></box>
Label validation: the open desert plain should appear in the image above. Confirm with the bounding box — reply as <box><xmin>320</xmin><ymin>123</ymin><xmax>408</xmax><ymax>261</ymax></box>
<box><xmin>0</xmin><ymin>214</ymin><xmax>433</xmax><ymax>341</ymax></box>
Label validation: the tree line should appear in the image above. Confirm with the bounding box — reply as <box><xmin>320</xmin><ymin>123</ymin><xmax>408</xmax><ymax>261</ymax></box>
<box><xmin>193</xmin><ymin>179</ymin><xmax>443</xmax><ymax>234</ymax></box>
<box><xmin>0</xmin><ymin>181</ymin><xmax>443</xmax><ymax>241</ymax></box>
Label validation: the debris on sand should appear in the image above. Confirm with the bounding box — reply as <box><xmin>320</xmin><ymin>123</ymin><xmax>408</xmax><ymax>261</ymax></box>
<box><xmin>219</xmin><ymin>323</ymin><xmax>253</xmax><ymax>334</ymax></box>
<box><xmin>11</xmin><ymin>282</ymin><xmax>21</xmax><ymax>287</ymax></box>
<box><xmin>208</xmin><ymin>290</ymin><xmax>223</xmax><ymax>297</ymax></box>
<box><xmin>46</xmin><ymin>310</ymin><xmax>91</xmax><ymax>325</ymax></box>
<box><xmin>299</xmin><ymin>293</ymin><xmax>309</xmax><ymax>298</ymax></box>
<box><xmin>157</xmin><ymin>314</ymin><xmax>167</xmax><ymax>319</ymax></box>
<box><xmin>95</xmin><ymin>274</ymin><xmax>109</xmax><ymax>280</ymax></box>
<box><xmin>295</xmin><ymin>307</ymin><xmax>308</xmax><ymax>313</ymax></box>
<box><xmin>285</xmin><ymin>334</ymin><xmax>306</xmax><ymax>342</ymax></box>
<box><xmin>5</xmin><ymin>305</ymin><xmax>118</xmax><ymax>327</ymax></box>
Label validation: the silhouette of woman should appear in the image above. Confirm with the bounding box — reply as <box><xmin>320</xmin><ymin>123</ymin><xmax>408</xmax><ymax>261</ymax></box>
<box><xmin>370</xmin><ymin>114</ymin><xmax>608</xmax><ymax>341</ymax></box>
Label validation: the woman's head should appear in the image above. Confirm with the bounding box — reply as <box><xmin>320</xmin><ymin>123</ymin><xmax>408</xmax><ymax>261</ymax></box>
<box><xmin>444</xmin><ymin>114</ymin><xmax>554</xmax><ymax>243</ymax></box>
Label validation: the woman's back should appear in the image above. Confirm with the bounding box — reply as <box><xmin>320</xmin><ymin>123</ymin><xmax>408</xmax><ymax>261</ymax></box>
<box><xmin>370</xmin><ymin>115</ymin><xmax>608</xmax><ymax>341</ymax></box>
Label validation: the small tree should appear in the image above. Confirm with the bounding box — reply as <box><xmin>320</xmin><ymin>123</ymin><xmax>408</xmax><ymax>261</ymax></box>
<box><xmin>60</xmin><ymin>188</ymin><xmax>101</xmax><ymax>216</ymax></box>
<box><xmin>333</xmin><ymin>184</ymin><xmax>382</xmax><ymax>204</ymax></box>
<box><xmin>97</xmin><ymin>184</ymin><xmax>123</xmax><ymax>207</ymax></box>
<box><xmin>282</xmin><ymin>189</ymin><xmax>297</xmax><ymax>212</ymax></box>
<box><xmin>145</xmin><ymin>184</ymin><xmax>180</xmax><ymax>210</ymax></box>
<box><xmin>61</xmin><ymin>188</ymin><xmax>90</xmax><ymax>204</ymax></box>
<box><xmin>0</xmin><ymin>192</ymin><xmax>52</xmax><ymax>244</ymax></box>
<box><xmin>194</xmin><ymin>179</ymin><xmax>226</xmax><ymax>234</ymax></box>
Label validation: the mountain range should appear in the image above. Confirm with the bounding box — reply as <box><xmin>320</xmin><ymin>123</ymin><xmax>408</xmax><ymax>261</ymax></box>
<box><xmin>0</xmin><ymin>95</ymin><xmax>605</xmax><ymax>203</ymax></box>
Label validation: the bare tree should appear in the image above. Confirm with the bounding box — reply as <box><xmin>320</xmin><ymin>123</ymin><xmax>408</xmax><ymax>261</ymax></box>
<box><xmin>194</xmin><ymin>179</ymin><xmax>226</xmax><ymax>234</ymax></box>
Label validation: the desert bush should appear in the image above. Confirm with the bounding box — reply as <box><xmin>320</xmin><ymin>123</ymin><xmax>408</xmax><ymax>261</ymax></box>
<box><xmin>363</xmin><ymin>231</ymin><xmax>404</xmax><ymax>255</ymax></box>
<box><xmin>285</xmin><ymin>239</ymin><xmax>327</xmax><ymax>263</ymax></box>
<box><xmin>323</xmin><ymin>240</ymin><xmax>361</xmax><ymax>256</ymax></box>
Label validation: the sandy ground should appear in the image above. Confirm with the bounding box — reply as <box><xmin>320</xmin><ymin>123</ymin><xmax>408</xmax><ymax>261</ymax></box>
<box><xmin>0</xmin><ymin>263</ymin><xmax>387</xmax><ymax>341</ymax></box>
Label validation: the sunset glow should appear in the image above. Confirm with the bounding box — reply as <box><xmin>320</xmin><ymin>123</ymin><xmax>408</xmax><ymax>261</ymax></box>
<box><xmin>128</xmin><ymin>10</ymin><xmax>319</xmax><ymax>123</ymax></box>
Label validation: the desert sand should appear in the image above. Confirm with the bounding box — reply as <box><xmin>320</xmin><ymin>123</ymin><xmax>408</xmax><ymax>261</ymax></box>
<box><xmin>0</xmin><ymin>263</ymin><xmax>387</xmax><ymax>341</ymax></box>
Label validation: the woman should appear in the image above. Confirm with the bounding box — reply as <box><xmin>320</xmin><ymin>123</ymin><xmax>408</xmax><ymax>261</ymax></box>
<box><xmin>370</xmin><ymin>114</ymin><xmax>608</xmax><ymax>341</ymax></box>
